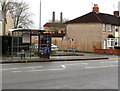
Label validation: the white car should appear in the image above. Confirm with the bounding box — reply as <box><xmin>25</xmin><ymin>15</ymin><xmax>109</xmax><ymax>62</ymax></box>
<box><xmin>51</xmin><ymin>44</ymin><xmax>58</xmax><ymax>51</ymax></box>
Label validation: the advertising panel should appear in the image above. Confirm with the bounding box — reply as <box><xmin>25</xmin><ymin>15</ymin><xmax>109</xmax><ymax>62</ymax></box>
<box><xmin>39</xmin><ymin>33</ymin><xmax>51</xmax><ymax>58</ymax></box>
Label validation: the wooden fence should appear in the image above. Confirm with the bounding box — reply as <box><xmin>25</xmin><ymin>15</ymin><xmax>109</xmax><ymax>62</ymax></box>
<box><xmin>52</xmin><ymin>40</ymin><xmax>101</xmax><ymax>52</ymax></box>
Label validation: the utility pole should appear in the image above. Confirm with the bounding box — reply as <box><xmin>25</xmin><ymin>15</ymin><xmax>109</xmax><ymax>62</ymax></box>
<box><xmin>39</xmin><ymin>0</ymin><xmax>41</xmax><ymax>29</ymax></box>
<box><xmin>38</xmin><ymin>0</ymin><xmax>41</xmax><ymax>58</ymax></box>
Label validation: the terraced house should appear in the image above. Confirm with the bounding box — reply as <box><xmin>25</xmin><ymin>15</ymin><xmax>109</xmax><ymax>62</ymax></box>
<box><xmin>65</xmin><ymin>4</ymin><xmax>120</xmax><ymax>52</ymax></box>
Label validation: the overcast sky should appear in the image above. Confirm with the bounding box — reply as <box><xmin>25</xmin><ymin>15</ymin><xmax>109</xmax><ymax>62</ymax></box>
<box><xmin>20</xmin><ymin>0</ymin><xmax>120</xmax><ymax>29</ymax></box>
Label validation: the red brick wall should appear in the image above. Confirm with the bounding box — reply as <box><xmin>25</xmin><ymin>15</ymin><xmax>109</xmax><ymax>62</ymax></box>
<box><xmin>93</xmin><ymin>48</ymin><xmax>120</xmax><ymax>55</ymax></box>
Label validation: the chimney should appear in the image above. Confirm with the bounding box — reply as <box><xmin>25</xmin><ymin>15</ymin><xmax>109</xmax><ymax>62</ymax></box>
<box><xmin>60</xmin><ymin>12</ymin><xmax>63</xmax><ymax>23</ymax></box>
<box><xmin>52</xmin><ymin>11</ymin><xmax>55</xmax><ymax>23</ymax></box>
<box><xmin>114</xmin><ymin>11</ymin><xmax>119</xmax><ymax>16</ymax></box>
<box><xmin>93</xmin><ymin>4</ymin><xmax>99</xmax><ymax>13</ymax></box>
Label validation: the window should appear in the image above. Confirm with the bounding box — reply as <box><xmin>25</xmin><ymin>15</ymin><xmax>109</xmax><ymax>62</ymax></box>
<box><xmin>108</xmin><ymin>25</ymin><xmax>112</xmax><ymax>32</ymax></box>
<box><xmin>115</xmin><ymin>38</ymin><xmax>120</xmax><ymax>46</ymax></box>
<box><xmin>115</xmin><ymin>26</ymin><xmax>119</xmax><ymax>32</ymax></box>
<box><xmin>103</xmin><ymin>24</ymin><xmax>106</xmax><ymax>32</ymax></box>
<box><xmin>107</xmin><ymin>38</ymin><xmax>115</xmax><ymax>47</ymax></box>
<box><xmin>115</xmin><ymin>38</ymin><xmax>119</xmax><ymax>46</ymax></box>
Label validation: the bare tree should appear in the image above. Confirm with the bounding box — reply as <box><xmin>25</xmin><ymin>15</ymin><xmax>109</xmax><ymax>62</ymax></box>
<box><xmin>8</xmin><ymin>1</ymin><xmax>34</xmax><ymax>28</ymax></box>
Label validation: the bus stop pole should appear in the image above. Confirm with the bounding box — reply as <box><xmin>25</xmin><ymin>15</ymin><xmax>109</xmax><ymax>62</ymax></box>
<box><xmin>30</xmin><ymin>30</ymin><xmax>31</xmax><ymax>59</ymax></box>
<box><xmin>38</xmin><ymin>31</ymin><xmax>40</xmax><ymax>58</ymax></box>
<box><xmin>17</xmin><ymin>32</ymin><xmax>19</xmax><ymax>58</ymax></box>
<box><xmin>11</xmin><ymin>32</ymin><xmax>13</xmax><ymax>59</ymax></box>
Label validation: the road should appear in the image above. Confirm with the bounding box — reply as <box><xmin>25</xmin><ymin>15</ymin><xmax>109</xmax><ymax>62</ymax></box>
<box><xmin>1</xmin><ymin>55</ymin><xmax>119</xmax><ymax>89</ymax></box>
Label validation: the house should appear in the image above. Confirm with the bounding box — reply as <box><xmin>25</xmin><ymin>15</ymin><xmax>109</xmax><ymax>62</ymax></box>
<box><xmin>0</xmin><ymin>11</ymin><xmax>3</xmax><ymax>35</ymax></box>
<box><xmin>0</xmin><ymin>10</ymin><xmax>13</xmax><ymax>36</ymax></box>
<box><xmin>65</xmin><ymin>4</ymin><xmax>120</xmax><ymax>52</ymax></box>
<box><xmin>0</xmin><ymin>10</ymin><xmax>13</xmax><ymax>55</ymax></box>
<box><xmin>118</xmin><ymin>1</ymin><xmax>120</xmax><ymax>13</ymax></box>
<box><xmin>43</xmin><ymin>12</ymin><xmax>66</xmax><ymax>44</ymax></box>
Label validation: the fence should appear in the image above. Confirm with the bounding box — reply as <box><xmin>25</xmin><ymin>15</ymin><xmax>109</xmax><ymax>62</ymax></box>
<box><xmin>52</xmin><ymin>40</ymin><xmax>101</xmax><ymax>52</ymax></box>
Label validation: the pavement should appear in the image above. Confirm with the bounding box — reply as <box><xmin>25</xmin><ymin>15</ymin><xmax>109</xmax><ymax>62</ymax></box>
<box><xmin>0</xmin><ymin>52</ymin><xmax>111</xmax><ymax>64</ymax></box>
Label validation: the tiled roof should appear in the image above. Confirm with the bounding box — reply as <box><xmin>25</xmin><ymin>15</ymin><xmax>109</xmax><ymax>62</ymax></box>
<box><xmin>65</xmin><ymin>12</ymin><xmax>120</xmax><ymax>26</ymax></box>
<box><xmin>44</xmin><ymin>23</ymin><xmax>65</xmax><ymax>28</ymax></box>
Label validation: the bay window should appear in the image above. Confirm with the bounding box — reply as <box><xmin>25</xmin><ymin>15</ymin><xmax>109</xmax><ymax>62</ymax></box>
<box><xmin>107</xmin><ymin>38</ymin><xmax>115</xmax><ymax>47</ymax></box>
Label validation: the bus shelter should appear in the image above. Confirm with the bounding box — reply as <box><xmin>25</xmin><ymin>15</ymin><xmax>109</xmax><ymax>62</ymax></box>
<box><xmin>11</xmin><ymin>29</ymin><xmax>51</xmax><ymax>59</ymax></box>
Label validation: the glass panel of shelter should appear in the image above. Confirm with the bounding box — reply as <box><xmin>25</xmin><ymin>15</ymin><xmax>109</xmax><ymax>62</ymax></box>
<box><xmin>11</xmin><ymin>30</ymin><xmax>51</xmax><ymax>59</ymax></box>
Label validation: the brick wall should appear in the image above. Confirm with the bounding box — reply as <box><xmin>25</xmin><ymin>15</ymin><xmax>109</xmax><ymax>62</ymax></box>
<box><xmin>93</xmin><ymin>47</ymin><xmax>120</xmax><ymax>55</ymax></box>
<box><xmin>66</xmin><ymin>23</ymin><xmax>102</xmax><ymax>42</ymax></box>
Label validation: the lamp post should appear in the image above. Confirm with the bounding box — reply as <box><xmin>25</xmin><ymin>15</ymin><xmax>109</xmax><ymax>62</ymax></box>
<box><xmin>39</xmin><ymin>0</ymin><xmax>41</xmax><ymax>29</ymax></box>
<box><xmin>38</xmin><ymin>0</ymin><xmax>41</xmax><ymax>57</ymax></box>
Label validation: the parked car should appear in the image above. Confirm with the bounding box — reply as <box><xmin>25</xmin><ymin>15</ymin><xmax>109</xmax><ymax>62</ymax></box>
<box><xmin>51</xmin><ymin>44</ymin><xmax>58</xmax><ymax>51</ymax></box>
<box><xmin>31</xmin><ymin>44</ymin><xmax>58</xmax><ymax>51</ymax></box>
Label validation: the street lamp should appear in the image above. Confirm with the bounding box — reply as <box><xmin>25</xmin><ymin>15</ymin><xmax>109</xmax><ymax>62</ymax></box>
<box><xmin>39</xmin><ymin>0</ymin><xmax>41</xmax><ymax>29</ymax></box>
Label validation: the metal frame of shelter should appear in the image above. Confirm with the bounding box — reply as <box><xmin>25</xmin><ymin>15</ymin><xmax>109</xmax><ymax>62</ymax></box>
<box><xmin>11</xmin><ymin>29</ymin><xmax>51</xmax><ymax>59</ymax></box>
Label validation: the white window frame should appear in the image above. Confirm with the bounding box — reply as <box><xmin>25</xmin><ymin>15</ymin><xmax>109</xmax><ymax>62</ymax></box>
<box><xmin>103</xmin><ymin>40</ymin><xmax>106</xmax><ymax>49</ymax></box>
<box><xmin>108</xmin><ymin>25</ymin><xmax>112</xmax><ymax>32</ymax></box>
<box><xmin>115</xmin><ymin>38</ymin><xmax>119</xmax><ymax>46</ymax></box>
<box><xmin>107</xmin><ymin>38</ymin><xmax>115</xmax><ymax>47</ymax></box>
<box><xmin>115</xmin><ymin>26</ymin><xmax>119</xmax><ymax>32</ymax></box>
<box><xmin>103</xmin><ymin>24</ymin><xmax>106</xmax><ymax>32</ymax></box>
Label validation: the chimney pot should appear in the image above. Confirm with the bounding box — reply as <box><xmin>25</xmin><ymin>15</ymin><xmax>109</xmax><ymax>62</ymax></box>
<box><xmin>114</xmin><ymin>11</ymin><xmax>119</xmax><ymax>16</ymax></box>
<box><xmin>52</xmin><ymin>11</ymin><xmax>55</xmax><ymax>23</ymax></box>
<box><xmin>60</xmin><ymin>12</ymin><xmax>63</xmax><ymax>23</ymax></box>
<box><xmin>92</xmin><ymin>4</ymin><xmax>99</xmax><ymax>13</ymax></box>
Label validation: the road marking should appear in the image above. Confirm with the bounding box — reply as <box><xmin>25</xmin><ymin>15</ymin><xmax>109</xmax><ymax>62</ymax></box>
<box><xmin>0</xmin><ymin>66</ymin><xmax>43</xmax><ymax>71</ymax></box>
<box><xmin>11</xmin><ymin>71</ymin><xmax>22</xmax><ymax>72</ymax></box>
<box><xmin>61</xmin><ymin>65</ymin><xmax>66</xmax><ymax>68</ymax></box>
<box><xmin>65</xmin><ymin>63</ymin><xmax>87</xmax><ymax>66</ymax></box>
<box><xmin>12</xmin><ymin>68</ymin><xmax>64</xmax><ymax>73</ymax></box>
<box><xmin>85</xmin><ymin>65</ymin><xmax>118</xmax><ymax>69</ymax></box>
<box><xmin>101</xmin><ymin>62</ymin><xmax>104</xmax><ymax>64</ymax></box>
<box><xmin>85</xmin><ymin>66</ymin><xmax>110</xmax><ymax>69</ymax></box>
<box><xmin>110</xmin><ymin>58</ymin><xmax>120</xmax><ymax>59</ymax></box>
